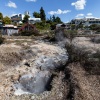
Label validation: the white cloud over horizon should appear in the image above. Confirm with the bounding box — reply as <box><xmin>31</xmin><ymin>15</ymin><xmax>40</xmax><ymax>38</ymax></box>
<box><xmin>26</xmin><ymin>0</ymin><xmax>37</xmax><ymax>2</ymax></box>
<box><xmin>75</xmin><ymin>13</ymin><xmax>94</xmax><ymax>18</ymax></box>
<box><xmin>6</xmin><ymin>1</ymin><xmax>17</xmax><ymax>8</ymax></box>
<box><xmin>87</xmin><ymin>13</ymin><xmax>93</xmax><ymax>16</ymax></box>
<box><xmin>48</xmin><ymin>9</ymin><xmax>71</xmax><ymax>15</ymax></box>
<box><xmin>76</xmin><ymin>13</ymin><xmax>84</xmax><ymax>17</ymax></box>
<box><xmin>71</xmin><ymin>0</ymin><xmax>86</xmax><ymax>10</ymax></box>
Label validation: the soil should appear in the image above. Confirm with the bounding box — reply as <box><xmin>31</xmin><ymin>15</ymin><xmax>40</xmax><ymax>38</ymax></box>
<box><xmin>0</xmin><ymin>36</ymin><xmax>100</xmax><ymax>100</ymax></box>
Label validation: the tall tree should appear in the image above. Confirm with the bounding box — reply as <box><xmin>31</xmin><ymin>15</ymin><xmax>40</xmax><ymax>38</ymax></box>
<box><xmin>50</xmin><ymin>16</ymin><xmax>52</xmax><ymax>22</ymax></box>
<box><xmin>23</xmin><ymin>15</ymin><xmax>30</xmax><ymax>23</ymax></box>
<box><xmin>52</xmin><ymin>15</ymin><xmax>56</xmax><ymax>22</ymax></box>
<box><xmin>33</xmin><ymin>12</ymin><xmax>40</xmax><ymax>18</ymax></box>
<box><xmin>3</xmin><ymin>16</ymin><xmax>11</xmax><ymax>24</ymax></box>
<box><xmin>0</xmin><ymin>12</ymin><xmax>3</xmax><ymax>20</ymax></box>
<box><xmin>40</xmin><ymin>7</ymin><xmax>46</xmax><ymax>21</ymax></box>
<box><xmin>55</xmin><ymin>16</ymin><xmax>62</xmax><ymax>23</ymax></box>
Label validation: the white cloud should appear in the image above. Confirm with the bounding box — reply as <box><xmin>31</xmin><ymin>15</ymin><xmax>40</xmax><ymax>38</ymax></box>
<box><xmin>87</xmin><ymin>13</ymin><xmax>92</xmax><ymax>16</ymax></box>
<box><xmin>76</xmin><ymin>13</ymin><xmax>84</xmax><ymax>17</ymax></box>
<box><xmin>6</xmin><ymin>1</ymin><xmax>17</xmax><ymax>8</ymax></box>
<box><xmin>11</xmin><ymin>13</ymin><xmax>18</xmax><ymax>17</ymax></box>
<box><xmin>26</xmin><ymin>0</ymin><xmax>36</xmax><ymax>1</ymax></box>
<box><xmin>71</xmin><ymin>0</ymin><xmax>86</xmax><ymax>10</ymax></box>
<box><xmin>48</xmin><ymin>9</ymin><xmax>71</xmax><ymax>15</ymax></box>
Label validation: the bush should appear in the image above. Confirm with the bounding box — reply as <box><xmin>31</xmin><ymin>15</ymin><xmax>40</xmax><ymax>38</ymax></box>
<box><xmin>35</xmin><ymin>22</ymin><xmax>50</xmax><ymax>30</ymax></box>
<box><xmin>91</xmin><ymin>36</ymin><xmax>100</xmax><ymax>43</ymax></box>
<box><xmin>43</xmin><ymin>30</ymin><xmax>56</xmax><ymax>41</ymax></box>
<box><xmin>11</xmin><ymin>33</ymin><xmax>19</xmax><ymax>36</ymax></box>
<box><xmin>0</xmin><ymin>35</ymin><xmax>5</xmax><ymax>44</ymax></box>
<box><xmin>64</xmin><ymin>30</ymin><xmax>77</xmax><ymax>42</ymax></box>
<box><xmin>19</xmin><ymin>30</ymin><xmax>39</xmax><ymax>36</ymax></box>
<box><xmin>89</xmin><ymin>24</ymin><xmax>100</xmax><ymax>32</ymax></box>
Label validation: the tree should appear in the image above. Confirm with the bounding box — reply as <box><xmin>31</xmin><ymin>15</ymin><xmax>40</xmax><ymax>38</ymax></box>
<box><xmin>40</xmin><ymin>7</ymin><xmax>46</xmax><ymax>21</ymax></box>
<box><xmin>3</xmin><ymin>16</ymin><xmax>11</xmax><ymax>24</ymax></box>
<box><xmin>55</xmin><ymin>16</ymin><xmax>62</xmax><ymax>23</ymax></box>
<box><xmin>50</xmin><ymin>16</ymin><xmax>52</xmax><ymax>22</ymax></box>
<box><xmin>23</xmin><ymin>15</ymin><xmax>30</xmax><ymax>23</ymax></box>
<box><xmin>71</xmin><ymin>20</ymin><xmax>75</xmax><ymax>24</ymax></box>
<box><xmin>33</xmin><ymin>12</ymin><xmax>40</xmax><ymax>18</ymax></box>
<box><xmin>0</xmin><ymin>12</ymin><xmax>3</xmax><ymax>20</ymax></box>
<box><xmin>77</xmin><ymin>22</ymin><xmax>83</xmax><ymax>29</ymax></box>
<box><xmin>51</xmin><ymin>15</ymin><xmax>62</xmax><ymax>23</ymax></box>
<box><xmin>52</xmin><ymin>15</ymin><xmax>56</xmax><ymax>22</ymax></box>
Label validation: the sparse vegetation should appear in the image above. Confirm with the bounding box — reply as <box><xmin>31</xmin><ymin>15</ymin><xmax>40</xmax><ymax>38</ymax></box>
<box><xmin>91</xmin><ymin>36</ymin><xmax>100</xmax><ymax>43</ymax></box>
<box><xmin>64</xmin><ymin>30</ymin><xmax>78</xmax><ymax>42</ymax></box>
<box><xmin>19</xmin><ymin>30</ymin><xmax>40</xmax><ymax>36</ymax></box>
<box><xmin>0</xmin><ymin>34</ymin><xmax>5</xmax><ymax>44</ymax></box>
<box><xmin>89</xmin><ymin>24</ymin><xmax>100</xmax><ymax>32</ymax></box>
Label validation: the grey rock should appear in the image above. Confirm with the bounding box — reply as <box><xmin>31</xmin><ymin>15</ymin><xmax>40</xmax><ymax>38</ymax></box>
<box><xmin>14</xmin><ymin>71</ymin><xmax>52</xmax><ymax>95</ymax></box>
<box><xmin>35</xmin><ymin>54</ymin><xmax>68</xmax><ymax>70</ymax></box>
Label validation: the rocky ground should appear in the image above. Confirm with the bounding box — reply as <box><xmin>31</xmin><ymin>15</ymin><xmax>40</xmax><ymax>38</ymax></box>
<box><xmin>0</xmin><ymin>37</ymin><xmax>68</xmax><ymax>100</ymax></box>
<box><xmin>0</xmin><ymin>32</ymin><xmax>100</xmax><ymax>100</ymax></box>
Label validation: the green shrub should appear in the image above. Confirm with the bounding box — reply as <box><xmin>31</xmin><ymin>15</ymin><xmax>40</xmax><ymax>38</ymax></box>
<box><xmin>35</xmin><ymin>22</ymin><xmax>50</xmax><ymax>30</ymax></box>
<box><xmin>19</xmin><ymin>30</ymin><xmax>39</xmax><ymax>36</ymax></box>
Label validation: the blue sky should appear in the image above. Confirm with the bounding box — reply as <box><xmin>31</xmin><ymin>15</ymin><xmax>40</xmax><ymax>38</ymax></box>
<box><xmin>0</xmin><ymin>0</ymin><xmax>100</xmax><ymax>22</ymax></box>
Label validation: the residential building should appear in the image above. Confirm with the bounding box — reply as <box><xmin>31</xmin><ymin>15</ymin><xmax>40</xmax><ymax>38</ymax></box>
<box><xmin>84</xmin><ymin>17</ymin><xmax>100</xmax><ymax>26</ymax></box>
<box><xmin>1</xmin><ymin>24</ymin><xmax>18</xmax><ymax>36</ymax></box>
<box><xmin>0</xmin><ymin>20</ymin><xmax>3</xmax><ymax>30</ymax></box>
<box><xmin>11</xmin><ymin>14</ymin><xmax>24</xmax><ymax>25</ymax></box>
<box><xmin>56</xmin><ymin>23</ymin><xmax>67</xmax><ymax>29</ymax></box>
<box><xmin>28</xmin><ymin>18</ymin><xmax>41</xmax><ymax>24</ymax></box>
<box><xmin>71</xmin><ymin>17</ymin><xmax>100</xmax><ymax>26</ymax></box>
<box><xmin>11</xmin><ymin>12</ymin><xmax>41</xmax><ymax>25</ymax></box>
<box><xmin>19</xmin><ymin>23</ymin><xmax>37</xmax><ymax>32</ymax></box>
<box><xmin>24</xmin><ymin>11</ymin><xmax>30</xmax><ymax>16</ymax></box>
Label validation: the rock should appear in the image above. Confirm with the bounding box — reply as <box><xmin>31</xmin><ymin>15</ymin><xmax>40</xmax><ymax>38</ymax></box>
<box><xmin>1</xmin><ymin>40</ymin><xmax>68</xmax><ymax>96</ymax></box>
<box><xmin>14</xmin><ymin>71</ymin><xmax>52</xmax><ymax>95</ymax></box>
<box><xmin>35</xmin><ymin>54</ymin><xmax>68</xmax><ymax>70</ymax></box>
<box><xmin>13</xmin><ymin>42</ymin><xmax>68</xmax><ymax>95</ymax></box>
<box><xmin>11</xmin><ymin>75</ymin><xmax>20</xmax><ymax>82</ymax></box>
<box><xmin>31</xmin><ymin>96</ymin><xmax>35</xmax><ymax>99</ymax></box>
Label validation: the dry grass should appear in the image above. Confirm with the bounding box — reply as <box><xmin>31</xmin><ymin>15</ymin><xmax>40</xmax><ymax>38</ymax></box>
<box><xmin>65</xmin><ymin>63</ymin><xmax>100</xmax><ymax>100</ymax></box>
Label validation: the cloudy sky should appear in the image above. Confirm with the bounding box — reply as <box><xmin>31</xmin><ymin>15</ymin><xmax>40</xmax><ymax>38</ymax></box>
<box><xmin>0</xmin><ymin>0</ymin><xmax>100</xmax><ymax>22</ymax></box>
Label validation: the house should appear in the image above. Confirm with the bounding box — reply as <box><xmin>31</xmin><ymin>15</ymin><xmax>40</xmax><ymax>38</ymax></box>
<box><xmin>0</xmin><ymin>20</ymin><xmax>3</xmax><ymax>33</ymax></box>
<box><xmin>70</xmin><ymin>17</ymin><xmax>100</xmax><ymax>27</ymax></box>
<box><xmin>84</xmin><ymin>17</ymin><xmax>100</xmax><ymax>26</ymax></box>
<box><xmin>28</xmin><ymin>18</ymin><xmax>41</xmax><ymax>24</ymax></box>
<box><xmin>1</xmin><ymin>25</ymin><xmax>18</xmax><ymax>36</ymax></box>
<box><xmin>11</xmin><ymin>12</ymin><xmax>41</xmax><ymax>25</ymax></box>
<box><xmin>11</xmin><ymin>14</ymin><xmax>25</xmax><ymax>25</ymax></box>
<box><xmin>19</xmin><ymin>23</ymin><xmax>37</xmax><ymax>32</ymax></box>
<box><xmin>56</xmin><ymin>23</ymin><xmax>67</xmax><ymax>29</ymax></box>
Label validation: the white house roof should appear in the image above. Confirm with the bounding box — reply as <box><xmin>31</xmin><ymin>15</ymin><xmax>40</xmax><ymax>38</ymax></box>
<box><xmin>75</xmin><ymin>18</ymin><xmax>82</xmax><ymax>20</ymax></box>
<box><xmin>29</xmin><ymin>18</ymin><xmax>41</xmax><ymax>21</ymax></box>
<box><xmin>3</xmin><ymin>24</ymin><xmax>18</xmax><ymax>28</ymax></box>
<box><xmin>4</xmin><ymin>25</ymin><xmax>14</xmax><ymax>27</ymax></box>
<box><xmin>85</xmin><ymin>16</ymin><xmax>96</xmax><ymax>18</ymax></box>
<box><xmin>19</xmin><ymin>21</ymin><xmax>23</xmax><ymax>24</ymax></box>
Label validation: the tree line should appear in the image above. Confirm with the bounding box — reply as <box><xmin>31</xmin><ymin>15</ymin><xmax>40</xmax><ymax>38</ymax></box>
<box><xmin>33</xmin><ymin>7</ymin><xmax>62</xmax><ymax>30</ymax></box>
<box><xmin>0</xmin><ymin>12</ymin><xmax>11</xmax><ymax>24</ymax></box>
<box><xmin>0</xmin><ymin>7</ymin><xmax>63</xmax><ymax>30</ymax></box>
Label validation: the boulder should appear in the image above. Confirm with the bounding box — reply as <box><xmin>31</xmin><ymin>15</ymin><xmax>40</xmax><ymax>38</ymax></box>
<box><xmin>14</xmin><ymin>71</ymin><xmax>52</xmax><ymax>95</ymax></box>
